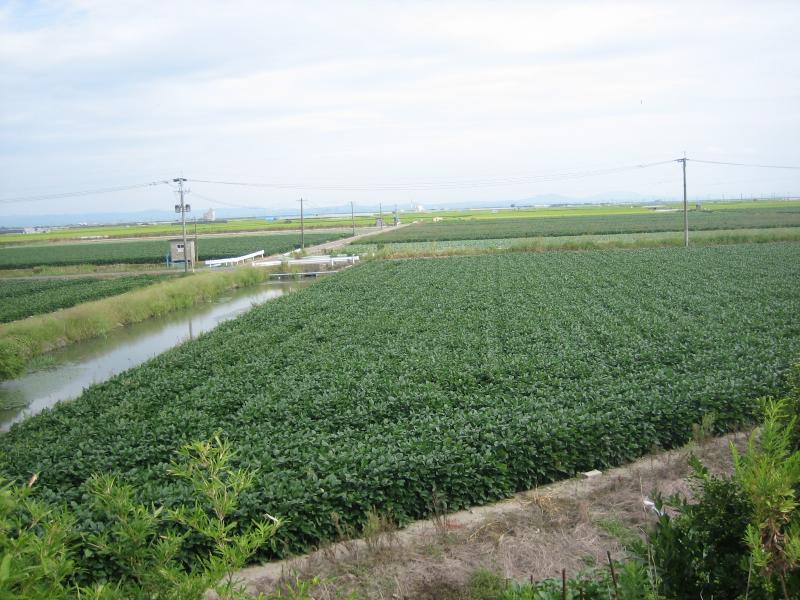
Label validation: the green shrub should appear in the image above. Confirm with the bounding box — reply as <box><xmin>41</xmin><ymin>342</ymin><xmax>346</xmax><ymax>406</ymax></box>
<box><xmin>0</xmin><ymin>436</ymin><xmax>283</xmax><ymax>600</ymax></box>
<box><xmin>650</xmin><ymin>460</ymin><xmax>752</xmax><ymax>599</ymax></box>
<box><xmin>651</xmin><ymin>384</ymin><xmax>800</xmax><ymax>600</ymax></box>
<box><xmin>733</xmin><ymin>398</ymin><xmax>800</xmax><ymax>598</ymax></box>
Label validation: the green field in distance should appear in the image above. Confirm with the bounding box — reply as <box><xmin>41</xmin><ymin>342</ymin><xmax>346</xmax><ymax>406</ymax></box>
<box><xmin>0</xmin><ymin>232</ymin><xmax>348</xmax><ymax>270</ymax></box>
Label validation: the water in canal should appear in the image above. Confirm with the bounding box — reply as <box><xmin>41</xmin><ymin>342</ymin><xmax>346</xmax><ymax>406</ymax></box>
<box><xmin>0</xmin><ymin>281</ymin><xmax>308</xmax><ymax>431</ymax></box>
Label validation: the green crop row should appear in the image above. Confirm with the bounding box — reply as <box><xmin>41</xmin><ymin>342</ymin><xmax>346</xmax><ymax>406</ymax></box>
<box><xmin>0</xmin><ymin>275</ymin><xmax>171</xmax><ymax>323</ymax></box>
<box><xmin>0</xmin><ymin>232</ymin><xmax>348</xmax><ymax>269</ymax></box>
<box><xmin>1</xmin><ymin>243</ymin><xmax>798</xmax><ymax>582</ymax></box>
<box><xmin>374</xmin><ymin>206</ymin><xmax>800</xmax><ymax>243</ymax></box>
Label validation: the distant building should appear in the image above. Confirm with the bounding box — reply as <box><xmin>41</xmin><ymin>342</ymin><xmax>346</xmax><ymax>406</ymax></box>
<box><xmin>415</xmin><ymin>204</ymin><xmax>425</xmax><ymax>212</ymax></box>
<box><xmin>203</xmin><ymin>208</ymin><xmax>216</xmax><ymax>221</ymax></box>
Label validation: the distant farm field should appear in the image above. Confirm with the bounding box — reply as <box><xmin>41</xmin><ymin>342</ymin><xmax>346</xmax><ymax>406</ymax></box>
<box><xmin>2</xmin><ymin>242</ymin><xmax>798</xmax><ymax>573</ymax></box>
<box><xmin>347</xmin><ymin>226</ymin><xmax>800</xmax><ymax>257</ymax></box>
<box><xmin>0</xmin><ymin>232</ymin><xmax>348</xmax><ymax>269</ymax></box>
<box><xmin>0</xmin><ymin>275</ymin><xmax>171</xmax><ymax>323</ymax></box>
<box><xmin>373</xmin><ymin>206</ymin><xmax>800</xmax><ymax>243</ymax></box>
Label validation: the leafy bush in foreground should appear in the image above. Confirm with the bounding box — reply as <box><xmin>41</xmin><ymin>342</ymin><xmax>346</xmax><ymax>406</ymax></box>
<box><xmin>0</xmin><ymin>244</ymin><xmax>798</xmax><ymax>579</ymax></box>
<box><xmin>650</xmin><ymin>461</ymin><xmax>752</xmax><ymax>599</ymax></box>
<box><xmin>652</xmin><ymin>390</ymin><xmax>800</xmax><ymax>599</ymax></box>
<box><xmin>0</xmin><ymin>436</ymin><xmax>281</xmax><ymax>599</ymax></box>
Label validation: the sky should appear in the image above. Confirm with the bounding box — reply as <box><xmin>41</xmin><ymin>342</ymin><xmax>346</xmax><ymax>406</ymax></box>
<box><xmin>1</xmin><ymin>0</ymin><xmax>799</xmax><ymax>219</ymax></box>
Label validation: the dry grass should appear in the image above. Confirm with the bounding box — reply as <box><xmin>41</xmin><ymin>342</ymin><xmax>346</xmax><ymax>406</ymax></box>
<box><xmin>236</xmin><ymin>432</ymin><xmax>748</xmax><ymax>599</ymax></box>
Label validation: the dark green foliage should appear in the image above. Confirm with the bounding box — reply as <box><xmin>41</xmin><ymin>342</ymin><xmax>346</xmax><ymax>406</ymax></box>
<box><xmin>371</xmin><ymin>207</ymin><xmax>800</xmax><ymax>243</ymax></box>
<box><xmin>0</xmin><ymin>275</ymin><xmax>170</xmax><ymax>322</ymax></box>
<box><xmin>0</xmin><ymin>244</ymin><xmax>798</xmax><ymax>580</ymax></box>
<box><xmin>0</xmin><ymin>232</ymin><xmax>347</xmax><ymax>269</ymax></box>
<box><xmin>650</xmin><ymin>462</ymin><xmax>752</xmax><ymax>599</ymax></box>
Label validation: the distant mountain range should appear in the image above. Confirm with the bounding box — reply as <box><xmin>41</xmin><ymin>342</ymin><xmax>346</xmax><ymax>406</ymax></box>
<box><xmin>0</xmin><ymin>192</ymin><xmax>677</xmax><ymax>228</ymax></box>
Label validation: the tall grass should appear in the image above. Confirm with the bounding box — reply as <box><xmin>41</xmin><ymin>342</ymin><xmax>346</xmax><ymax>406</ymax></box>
<box><xmin>0</xmin><ymin>267</ymin><xmax>271</xmax><ymax>380</ymax></box>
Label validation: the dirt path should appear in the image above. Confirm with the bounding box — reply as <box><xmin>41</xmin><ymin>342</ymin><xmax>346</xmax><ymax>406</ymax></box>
<box><xmin>229</xmin><ymin>433</ymin><xmax>747</xmax><ymax>599</ymax></box>
<box><xmin>0</xmin><ymin>269</ymin><xmax>179</xmax><ymax>281</ymax></box>
<box><xmin>260</xmin><ymin>223</ymin><xmax>410</xmax><ymax>261</ymax></box>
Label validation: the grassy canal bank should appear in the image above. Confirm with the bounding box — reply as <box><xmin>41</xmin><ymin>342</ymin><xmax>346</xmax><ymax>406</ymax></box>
<box><xmin>0</xmin><ymin>267</ymin><xmax>272</xmax><ymax>380</ymax></box>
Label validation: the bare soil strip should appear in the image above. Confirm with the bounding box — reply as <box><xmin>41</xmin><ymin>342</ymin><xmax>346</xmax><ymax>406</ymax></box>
<box><xmin>233</xmin><ymin>433</ymin><xmax>747</xmax><ymax>599</ymax></box>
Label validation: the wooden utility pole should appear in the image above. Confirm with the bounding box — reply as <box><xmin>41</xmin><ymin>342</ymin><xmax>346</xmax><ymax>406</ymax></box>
<box><xmin>679</xmin><ymin>156</ymin><xmax>689</xmax><ymax>247</ymax></box>
<box><xmin>193</xmin><ymin>216</ymin><xmax>197</xmax><ymax>273</ymax></box>
<box><xmin>299</xmin><ymin>197</ymin><xmax>305</xmax><ymax>250</ymax></box>
<box><xmin>379</xmin><ymin>201</ymin><xmax>383</xmax><ymax>229</ymax></box>
<box><xmin>173</xmin><ymin>177</ymin><xmax>189</xmax><ymax>273</ymax></box>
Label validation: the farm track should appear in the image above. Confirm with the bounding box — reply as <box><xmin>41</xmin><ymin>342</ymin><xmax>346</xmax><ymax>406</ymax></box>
<box><xmin>0</xmin><ymin>269</ymin><xmax>179</xmax><ymax>281</ymax></box>
<box><xmin>261</xmin><ymin>223</ymin><xmax>410</xmax><ymax>260</ymax></box>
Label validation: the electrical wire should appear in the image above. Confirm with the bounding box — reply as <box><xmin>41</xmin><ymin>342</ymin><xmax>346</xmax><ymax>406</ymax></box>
<box><xmin>186</xmin><ymin>160</ymin><xmax>677</xmax><ymax>192</ymax></box>
<box><xmin>4</xmin><ymin>157</ymin><xmax>797</xmax><ymax>206</ymax></box>
<box><xmin>189</xmin><ymin>190</ymin><xmax>269</xmax><ymax>211</ymax></box>
<box><xmin>689</xmin><ymin>159</ymin><xmax>800</xmax><ymax>170</ymax></box>
<box><xmin>0</xmin><ymin>180</ymin><xmax>171</xmax><ymax>204</ymax></box>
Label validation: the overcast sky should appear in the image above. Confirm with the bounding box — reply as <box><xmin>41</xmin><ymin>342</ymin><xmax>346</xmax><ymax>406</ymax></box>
<box><xmin>1</xmin><ymin>0</ymin><xmax>799</xmax><ymax>218</ymax></box>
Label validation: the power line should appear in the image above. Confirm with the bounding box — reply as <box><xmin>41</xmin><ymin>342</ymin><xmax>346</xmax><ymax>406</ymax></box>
<box><xmin>3</xmin><ymin>157</ymin><xmax>797</xmax><ymax>206</ymax></box>
<box><xmin>689</xmin><ymin>159</ymin><xmax>800</xmax><ymax>170</ymax></box>
<box><xmin>186</xmin><ymin>160</ymin><xmax>676</xmax><ymax>192</ymax></box>
<box><xmin>0</xmin><ymin>180</ymin><xmax>170</xmax><ymax>204</ymax></box>
<box><xmin>189</xmin><ymin>190</ymin><xmax>269</xmax><ymax>211</ymax></box>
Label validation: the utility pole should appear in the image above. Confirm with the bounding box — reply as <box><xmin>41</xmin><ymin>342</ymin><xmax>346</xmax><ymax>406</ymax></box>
<box><xmin>173</xmin><ymin>178</ymin><xmax>190</xmax><ymax>272</ymax></box>
<box><xmin>350</xmin><ymin>201</ymin><xmax>356</xmax><ymax>237</ymax></box>
<box><xmin>193</xmin><ymin>216</ymin><xmax>197</xmax><ymax>273</ymax></box>
<box><xmin>379</xmin><ymin>201</ymin><xmax>383</xmax><ymax>230</ymax></box>
<box><xmin>676</xmin><ymin>156</ymin><xmax>689</xmax><ymax>247</ymax></box>
<box><xmin>299</xmin><ymin>197</ymin><xmax>305</xmax><ymax>250</ymax></box>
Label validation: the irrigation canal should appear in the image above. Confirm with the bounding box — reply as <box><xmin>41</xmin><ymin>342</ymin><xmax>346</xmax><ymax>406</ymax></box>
<box><xmin>0</xmin><ymin>281</ymin><xmax>309</xmax><ymax>432</ymax></box>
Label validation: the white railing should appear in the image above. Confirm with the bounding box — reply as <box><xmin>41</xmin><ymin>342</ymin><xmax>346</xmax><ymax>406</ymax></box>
<box><xmin>204</xmin><ymin>250</ymin><xmax>265</xmax><ymax>267</ymax></box>
<box><xmin>252</xmin><ymin>255</ymin><xmax>359</xmax><ymax>268</ymax></box>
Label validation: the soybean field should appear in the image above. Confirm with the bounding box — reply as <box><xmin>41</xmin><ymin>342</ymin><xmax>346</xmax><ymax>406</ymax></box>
<box><xmin>0</xmin><ymin>275</ymin><xmax>171</xmax><ymax>323</ymax></box>
<box><xmin>372</xmin><ymin>206</ymin><xmax>800</xmax><ymax>243</ymax></box>
<box><xmin>0</xmin><ymin>232</ymin><xmax>349</xmax><ymax>269</ymax></box>
<box><xmin>1</xmin><ymin>243</ymin><xmax>798</xmax><ymax>578</ymax></box>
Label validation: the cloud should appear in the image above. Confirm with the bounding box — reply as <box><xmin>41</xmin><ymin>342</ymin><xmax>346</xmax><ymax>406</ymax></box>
<box><xmin>1</xmin><ymin>0</ymin><xmax>799</xmax><ymax>216</ymax></box>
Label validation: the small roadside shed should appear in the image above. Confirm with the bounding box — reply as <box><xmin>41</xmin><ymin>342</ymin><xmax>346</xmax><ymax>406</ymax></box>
<box><xmin>169</xmin><ymin>238</ymin><xmax>197</xmax><ymax>266</ymax></box>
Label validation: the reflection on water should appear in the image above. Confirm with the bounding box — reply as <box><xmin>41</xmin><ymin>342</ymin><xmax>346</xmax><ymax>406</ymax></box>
<box><xmin>0</xmin><ymin>281</ymin><xmax>307</xmax><ymax>431</ymax></box>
